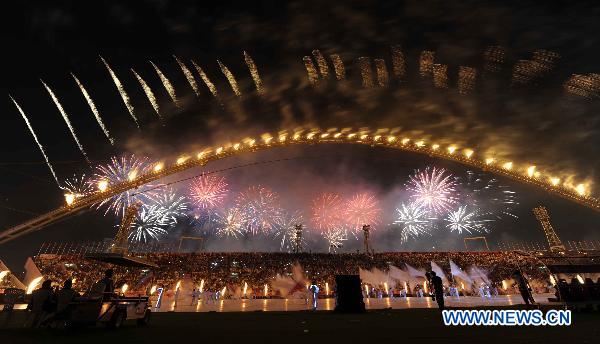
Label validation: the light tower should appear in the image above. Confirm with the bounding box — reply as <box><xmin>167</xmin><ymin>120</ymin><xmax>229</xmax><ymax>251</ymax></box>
<box><xmin>533</xmin><ymin>206</ymin><xmax>566</xmax><ymax>253</ymax></box>
<box><xmin>362</xmin><ymin>225</ymin><xmax>373</xmax><ymax>254</ymax></box>
<box><xmin>111</xmin><ymin>202</ymin><xmax>141</xmax><ymax>254</ymax></box>
<box><xmin>293</xmin><ymin>224</ymin><xmax>303</xmax><ymax>253</ymax></box>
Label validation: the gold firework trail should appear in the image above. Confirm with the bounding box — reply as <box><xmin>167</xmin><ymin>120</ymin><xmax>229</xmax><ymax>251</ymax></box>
<box><xmin>191</xmin><ymin>60</ymin><xmax>219</xmax><ymax>98</ymax></box>
<box><xmin>329</xmin><ymin>54</ymin><xmax>345</xmax><ymax>80</ymax></box>
<box><xmin>10</xmin><ymin>96</ymin><xmax>60</xmax><ymax>186</ymax></box>
<box><xmin>303</xmin><ymin>56</ymin><xmax>319</xmax><ymax>86</ymax></box>
<box><xmin>131</xmin><ymin>69</ymin><xmax>162</xmax><ymax>120</ymax></box>
<box><xmin>71</xmin><ymin>73</ymin><xmax>115</xmax><ymax>145</ymax></box>
<box><xmin>432</xmin><ymin>63</ymin><xmax>448</xmax><ymax>88</ymax></box>
<box><xmin>174</xmin><ymin>55</ymin><xmax>201</xmax><ymax>97</ymax></box>
<box><xmin>458</xmin><ymin>66</ymin><xmax>477</xmax><ymax>94</ymax></box>
<box><xmin>391</xmin><ymin>45</ymin><xmax>406</xmax><ymax>79</ymax></box>
<box><xmin>419</xmin><ymin>51</ymin><xmax>435</xmax><ymax>77</ymax></box>
<box><xmin>150</xmin><ymin>61</ymin><xmax>181</xmax><ymax>108</ymax></box>
<box><xmin>243</xmin><ymin>51</ymin><xmax>264</xmax><ymax>95</ymax></box>
<box><xmin>41</xmin><ymin>80</ymin><xmax>89</xmax><ymax>163</ymax></box>
<box><xmin>374</xmin><ymin>59</ymin><xmax>389</xmax><ymax>87</ymax></box>
<box><xmin>358</xmin><ymin>57</ymin><xmax>374</xmax><ymax>88</ymax></box>
<box><xmin>217</xmin><ymin>60</ymin><xmax>242</xmax><ymax>96</ymax></box>
<box><xmin>100</xmin><ymin>56</ymin><xmax>139</xmax><ymax>128</ymax></box>
<box><xmin>312</xmin><ymin>49</ymin><xmax>330</xmax><ymax>79</ymax></box>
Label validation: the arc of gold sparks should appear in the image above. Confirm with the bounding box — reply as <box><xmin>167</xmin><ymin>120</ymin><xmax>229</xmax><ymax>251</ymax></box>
<box><xmin>1</xmin><ymin>127</ymin><xmax>598</xmax><ymax>245</ymax></box>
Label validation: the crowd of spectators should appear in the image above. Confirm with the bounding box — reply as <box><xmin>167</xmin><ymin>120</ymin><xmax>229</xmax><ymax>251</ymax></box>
<box><xmin>32</xmin><ymin>251</ymin><xmax>549</xmax><ymax>297</ymax></box>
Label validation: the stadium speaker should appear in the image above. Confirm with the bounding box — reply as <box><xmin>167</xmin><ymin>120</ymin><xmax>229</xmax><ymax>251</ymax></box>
<box><xmin>334</xmin><ymin>275</ymin><xmax>366</xmax><ymax>313</ymax></box>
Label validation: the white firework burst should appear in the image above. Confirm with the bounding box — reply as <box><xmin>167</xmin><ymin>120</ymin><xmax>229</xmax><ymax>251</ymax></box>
<box><xmin>128</xmin><ymin>205</ymin><xmax>172</xmax><ymax>243</ymax></box>
<box><xmin>407</xmin><ymin>167</ymin><xmax>457</xmax><ymax>214</ymax></box>
<box><xmin>444</xmin><ymin>205</ymin><xmax>492</xmax><ymax>234</ymax></box>
<box><xmin>235</xmin><ymin>185</ymin><xmax>282</xmax><ymax>235</ymax></box>
<box><xmin>323</xmin><ymin>227</ymin><xmax>347</xmax><ymax>253</ymax></box>
<box><xmin>94</xmin><ymin>155</ymin><xmax>156</xmax><ymax>218</ymax></box>
<box><xmin>393</xmin><ymin>202</ymin><xmax>434</xmax><ymax>244</ymax></box>
<box><xmin>455</xmin><ymin>170</ymin><xmax>518</xmax><ymax>220</ymax></box>
<box><xmin>146</xmin><ymin>187</ymin><xmax>189</xmax><ymax>224</ymax></box>
<box><xmin>61</xmin><ymin>174</ymin><xmax>94</xmax><ymax>198</ymax></box>
<box><xmin>273</xmin><ymin>211</ymin><xmax>304</xmax><ymax>252</ymax></box>
<box><xmin>214</xmin><ymin>208</ymin><xmax>246</xmax><ymax>238</ymax></box>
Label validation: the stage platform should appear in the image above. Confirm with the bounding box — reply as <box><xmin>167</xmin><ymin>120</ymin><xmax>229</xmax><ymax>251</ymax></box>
<box><xmin>151</xmin><ymin>293</ymin><xmax>557</xmax><ymax>312</ymax></box>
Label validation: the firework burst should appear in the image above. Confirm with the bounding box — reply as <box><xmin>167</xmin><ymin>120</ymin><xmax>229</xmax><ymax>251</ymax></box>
<box><xmin>393</xmin><ymin>202</ymin><xmax>434</xmax><ymax>244</ymax></box>
<box><xmin>94</xmin><ymin>155</ymin><xmax>156</xmax><ymax>217</ymax></box>
<box><xmin>444</xmin><ymin>205</ymin><xmax>492</xmax><ymax>234</ymax></box>
<box><xmin>323</xmin><ymin>227</ymin><xmax>347</xmax><ymax>253</ymax></box>
<box><xmin>146</xmin><ymin>187</ymin><xmax>189</xmax><ymax>224</ymax></box>
<box><xmin>345</xmin><ymin>192</ymin><xmax>382</xmax><ymax>232</ymax></box>
<box><xmin>235</xmin><ymin>185</ymin><xmax>282</xmax><ymax>235</ymax></box>
<box><xmin>273</xmin><ymin>211</ymin><xmax>304</xmax><ymax>251</ymax></box>
<box><xmin>190</xmin><ymin>174</ymin><xmax>228</xmax><ymax>209</ymax></box>
<box><xmin>407</xmin><ymin>167</ymin><xmax>457</xmax><ymax>214</ymax></box>
<box><xmin>128</xmin><ymin>205</ymin><xmax>172</xmax><ymax>243</ymax></box>
<box><xmin>61</xmin><ymin>174</ymin><xmax>94</xmax><ymax>198</ymax></box>
<box><xmin>214</xmin><ymin>208</ymin><xmax>246</xmax><ymax>238</ymax></box>
<box><xmin>455</xmin><ymin>170</ymin><xmax>518</xmax><ymax>220</ymax></box>
<box><xmin>311</xmin><ymin>193</ymin><xmax>344</xmax><ymax>232</ymax></box>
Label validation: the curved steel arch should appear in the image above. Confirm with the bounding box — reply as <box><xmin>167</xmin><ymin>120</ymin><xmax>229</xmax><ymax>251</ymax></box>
<box><xmin>1</xmin><ymin>128</ymin><xmax>598</xmax><ymax>244</ymax></box>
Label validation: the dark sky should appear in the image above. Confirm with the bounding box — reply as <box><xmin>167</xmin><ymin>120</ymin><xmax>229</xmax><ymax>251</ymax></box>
<box><xmin>1</xmin><ymin>1</ymin><xmax>599</xmax><ymax>271</ymax></box>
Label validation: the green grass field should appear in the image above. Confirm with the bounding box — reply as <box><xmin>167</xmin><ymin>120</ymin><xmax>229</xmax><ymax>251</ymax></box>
<box><xmin>1</xmin><ymin>308</ymin><xmax>598</xmax><ymax>344</ymax></box>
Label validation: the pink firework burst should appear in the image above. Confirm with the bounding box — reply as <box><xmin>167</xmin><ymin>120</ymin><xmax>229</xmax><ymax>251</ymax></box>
<box><xmin>235</xmin><ymin>185</ymin><xmax>282</xmax><ymax>235</ymax></box>
<box><xmin>345</xmin><ymin>192</ymin><xmax>382</xmax><ymax>231</ymax></box>
<box><xmin>189</xmin><ymin>174</ymin><xmax>228</xmax><ymax>209</ymax></box>
<box><xmin>407</xmin><ymin>166</ymin><xmax>457</xmax><ymax>214</ymax></box>
<box><xmin>311</xmin><ymin>192</ymin><xmax>344</xmax><ymax>232</ymax></box>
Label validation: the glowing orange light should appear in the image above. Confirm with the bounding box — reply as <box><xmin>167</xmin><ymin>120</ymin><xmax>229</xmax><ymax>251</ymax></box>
<box><xmin>65</xmin><ymin>193</ymin><xmax>75</xmax><ymax>205</ymax></box>
<box><xmin>97</xmin><ymin>180</ymin><xmax>108</xmax><ymax>192</ymax></box>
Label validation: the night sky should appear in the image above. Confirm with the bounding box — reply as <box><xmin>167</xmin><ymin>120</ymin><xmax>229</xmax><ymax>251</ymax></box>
<box><xmin>1</xmin><ymin>1</ymin><xmax>599</xmax><ymax>272</ymax></box>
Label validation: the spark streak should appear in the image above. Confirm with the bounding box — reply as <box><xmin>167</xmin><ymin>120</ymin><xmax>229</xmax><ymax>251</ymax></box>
<box><xmin>174</xmin><ymin>56</ymin><xmax>201</xmax><ymax>97</ymax></box>
<box><xmin>71</xmin><ymin>73</ymin><xmax>115</xmax><ymax>145</ymax></box>
<box><xmin>41</xmin><ymin>80</ymin><xmax>89</xmax><ymax>163</ymax></box>
<box><xmin>100</xmin><ymin>56</ymin><xmax>139</xmax><ymax>128</ymax></box>
<box><xmin>10</xmin><ymin>96</ymin><xmax>60</xmax><ymax>186</ymax></box>
<box><xmin>150</xmin><ymin>61</ymin><xmax>181</xmax><ymax>108</ymax></box>
<box><xmin>131</xmin><ymin>69</ymin><xmax>162</xmax><ymax>120</ymax></box>
<box><xmin>191</xmin><ymin>60</ymin><xmax>219</xmax><ymax>98</ymax></box>
<box><xmin>243</xmin><ymin>51</ymin><xmax>264</xmax><ymax>95</ymax></box>
<box><xmin>217</xmin><ymin>60</ymin><xmax>242</xmax><ymax>96</ymax></box>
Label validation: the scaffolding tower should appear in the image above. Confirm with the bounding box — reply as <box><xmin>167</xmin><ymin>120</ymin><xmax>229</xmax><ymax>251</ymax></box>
<box><xmin>111</xmin><ymin>202</ymin><xmax>141</xmax><ymax>254</ymax></box>
<box><xmin>533</xmin><ymin>206</ymin><xmax>566</xmax><ymax>253</ymax></box>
